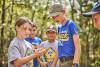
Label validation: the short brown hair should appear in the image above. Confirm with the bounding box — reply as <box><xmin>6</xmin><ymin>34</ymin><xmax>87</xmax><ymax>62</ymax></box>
<box><xmin>31</xmin><ymin>21</ymin><xmax>37</xmax><ymax>28</ymax></box>
<box><xmin>15</xmin><ymin>17</ymin><xmax>32</xmax><ymax>27</ymax></box>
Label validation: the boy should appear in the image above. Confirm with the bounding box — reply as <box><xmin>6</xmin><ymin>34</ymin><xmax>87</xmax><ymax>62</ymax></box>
<box><xmin>48</xmin><ymin>4</ymin><xmax>81</xmax><ymax>67</ymax></box>
<box><xmin>40</xmin><ymin>25</ymin><xmax>59</xmax><ymax>67</ymax></box>
<box><xmin>25</xmin><ymin>22</ymin><xmax>42</xmax><ymax>67</ymax></box>
<box><xmin>83</xmin><ymin>2</ymin><xmax>100</xmax><ymax>30</ymax></box>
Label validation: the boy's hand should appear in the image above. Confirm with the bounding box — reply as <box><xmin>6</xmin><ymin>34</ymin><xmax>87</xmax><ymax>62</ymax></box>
<box><xmin>33</xmin><ymin>49</ymin><xmax>41</xmax><ymax>58</ymax></box>
<box><xmin>37</xmin><ymin>47</ymin><xmax>46</xmax><ymax>54</ymax></box>
<box><xmin>34</xmin><ymin>47</ymin><xmax>46</xmax><ymax>58</ymax></box>
<box><xmin>40</xmin><ymin>62</ymin><xmax>46</xmax><ymax>67</ymax></box>
<box><xmin>72</xmin><ymin>63</ymin><xmax>78</xmax><ymax>67</ymax></box>
<box><xmin>37</xmin><ymin>57</ymin><xmax>46</xmax><ymax>67</ymax></box>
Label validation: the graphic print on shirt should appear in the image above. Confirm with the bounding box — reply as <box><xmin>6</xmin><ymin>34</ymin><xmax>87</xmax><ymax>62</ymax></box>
<box><xmin>25</xmin><ymin>48</ymin><xmax>33</xmax><ymax>67</ymax></box>
<box><xmin>24</xmin><ymin>40</ymin><xmax>33</xmax><ymax>67</ymax></box>
<box><xmin>25</xmin><ymin>37</ymin><xmax>42</xmax><ymax>67</ymax></box>
<box><xmin>58</xmin><ymin>31</ymin><xmax>69</xmax><ymax>41</ymax></box>
<box><xmin>44</xmin><ymin>47</ymin><xmax>56</xmax><ymax>64</ymax></box>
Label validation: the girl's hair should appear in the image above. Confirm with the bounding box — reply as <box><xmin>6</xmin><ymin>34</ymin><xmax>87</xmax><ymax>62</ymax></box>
<box><xmin>15</xmin><ymin>17</ymin><xmax>32</xmax><ymax>27</ymax></box>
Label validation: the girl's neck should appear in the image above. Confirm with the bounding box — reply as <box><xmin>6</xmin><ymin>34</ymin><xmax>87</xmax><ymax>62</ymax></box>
<box><xmin>17</xmin><ymin>34</ymin><xmax>23</xmax><ymax>40</ymax></box>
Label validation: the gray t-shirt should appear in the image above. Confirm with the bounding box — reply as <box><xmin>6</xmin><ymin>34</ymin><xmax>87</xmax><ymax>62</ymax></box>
<box><xmin>40</xmin><ymin>40</ymin><xmax>59</xmax><ymax>67</ymax></box>
<box><xmin>8</xmin><ymin>37</ymin><xmax>34</xmax><ymax>67</ymax></box>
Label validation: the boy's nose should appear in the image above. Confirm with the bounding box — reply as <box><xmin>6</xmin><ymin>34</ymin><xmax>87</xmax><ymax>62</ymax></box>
<box><xmin>26</xmin><ymin>29</ymin><xmax>31</xmax><ymax>35</ymax></box>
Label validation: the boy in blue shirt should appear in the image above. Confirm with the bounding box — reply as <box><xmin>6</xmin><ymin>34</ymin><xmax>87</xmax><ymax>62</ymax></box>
<box><xmin>48</xmin><ymin>4</ymin><xmax>81</xmax><ymax>67</ymax></box>
<box><xmin>25</xmin><ymin>22</ymin><xmax>42</xmax><ymax>67</ymax></box>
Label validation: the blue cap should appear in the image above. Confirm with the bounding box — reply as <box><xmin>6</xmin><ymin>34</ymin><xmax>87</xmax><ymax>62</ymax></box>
<box><xmin>83</xmin><ymin>2</ymin><xmax>100</xmax><ymax>17</ymax></box>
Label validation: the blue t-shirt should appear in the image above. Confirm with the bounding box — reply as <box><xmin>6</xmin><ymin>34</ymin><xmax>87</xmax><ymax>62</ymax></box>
<box><xmin>25</xmin><ymin>37</ymin><xmax>42</xmax><ymax>67</ymax></box>
<box><xmin>58</xmin><ymin>20</ymin><xmax>78</xmax><ymax>59</ymax></box>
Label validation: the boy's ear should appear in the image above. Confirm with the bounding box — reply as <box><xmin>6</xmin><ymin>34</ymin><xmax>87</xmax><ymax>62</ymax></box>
<box><xmin>53</xmin><ymin>31</ymin><xmax>57</xmax><ymax>34</ymax></box>
<box><xmin>62</xmin><ymin>10</ymin><xmax>65</xmax><ymax>13</ymax></box>
<box><xmin>59</xmin><ymin>11</ymin><xmax>65</xmax><ymax>16</ymax></box>
<box><xmin>61</xmin><ymin>10</ymin><xmax>65</xmax><ymax>14</ymax></box>
<box><xmin>62</xmin><ymin>10</ymin><xmax>65</xmax><ymax>14</ymax></box>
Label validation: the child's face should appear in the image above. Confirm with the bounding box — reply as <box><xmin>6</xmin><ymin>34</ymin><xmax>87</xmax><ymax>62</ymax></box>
<box><xmin>30</xmin><ymin>27</ymin><xmax>37</xmax><ymax>38</ymax></box>
<box><xmin>46</xmin><ymin>31</ymin><xmax>57</xmax><ymax>40</ymax></box>
<box><xmin>92</xmin><ymin>13</ymin><xmax>100</xmax><ymax>30</ymax></box>
<box><xmin>16</xmin><ymin>23</ymin><xmax>32</xmax><ymax>39</ymax></box>
<box><xmin>52</xmin><ymin>12</ymin><xmax>65</xmax><ymax>24</ymax></box>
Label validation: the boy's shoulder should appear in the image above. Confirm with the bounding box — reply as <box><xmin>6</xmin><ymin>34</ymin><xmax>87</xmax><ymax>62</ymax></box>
<box><xmin>25</xmin><ymin>37</ymin><xmax>41</xmax><ymax>42</ymax></box>
<box><xmin>41</xmin><ymin>40</ymin><xmax>47</xmax><ymax>45</ymax></box>
<box><xmin>67</xmin><ymin>20</ymin><xmax>77</xmax><ymax>27</ymax></box>
<box><xmin>41</xmin><ymin>40</ymin><xmax>58</xmax><ymax>46</ymax></box>
<box><xmin>34</xmin><ymin>37</ymin><xmax>42</xmax><ymax>41</ymax></box>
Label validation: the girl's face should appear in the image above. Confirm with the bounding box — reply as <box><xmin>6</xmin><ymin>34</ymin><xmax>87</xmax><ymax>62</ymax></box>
<box><xmin>16</xmin><ymin>23</ymin><xmax>32</xmax><ymax>39</ymax></box>
<box><xmin>92</xmin><ymin>13</ymin><xmax>100</xmax><ymax>30</ymax></box>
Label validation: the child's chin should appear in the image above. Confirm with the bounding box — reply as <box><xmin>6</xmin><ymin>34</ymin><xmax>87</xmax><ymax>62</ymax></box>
<box><xmin>24</xmin><ymin>35</ymin><xmax>29</xmax><ymax>38</ymax></box>
<box><xmin>49</xmin><ymin>38</ymin><xmax>55</xmax><ymax>40</ymax></box>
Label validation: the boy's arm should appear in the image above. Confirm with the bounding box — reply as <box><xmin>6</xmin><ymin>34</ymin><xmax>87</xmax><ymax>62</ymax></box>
<box><xmin>52</xmin><ymin>51</ymin><xmax>58</xmax><ymax>67</ymax></box>
<box><xmin>73</xmin><ymin>34</ymin><xmax>81</xmax><ymax>65</ymax></box>
<box><xmin>37</xmin><ymin>57</ymin><xmax>46</xmax><ymax>67</ymax></box>
<box><xmin>32</xmin><ymin>44</ymin><xmax>46</xmax><ymax>67</ymax></box>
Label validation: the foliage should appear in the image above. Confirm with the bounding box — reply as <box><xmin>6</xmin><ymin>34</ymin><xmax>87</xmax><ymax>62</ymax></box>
<box><xmin>0</xmin><ymin>0</ymin><xmax>100</xmax><ymax>67</ymax></box>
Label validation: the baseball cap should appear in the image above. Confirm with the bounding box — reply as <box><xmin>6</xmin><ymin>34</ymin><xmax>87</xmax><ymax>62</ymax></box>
<box><xmin>83</xmin><ymin>2</ymin><xmax>100</xmax><ymax>17</ymax></box>
<box><xmin>48</xmin><ymin>4</ymin><xmax>65</xmax><ymax>17</ymax></box>
<box><xmin>46</xmin><ymin>25</ymin><xmax>57</xmax><ymax>32</ymax></box>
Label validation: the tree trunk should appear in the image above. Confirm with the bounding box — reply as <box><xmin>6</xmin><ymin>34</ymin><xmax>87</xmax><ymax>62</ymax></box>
<box><xmin>0</xmin><ymin>0</ymin><xmax>6</xmax><ymax>66</ymax></box>
<box><xmin>8</xmin><ymin>0</ymin><xmax>14</xmax><ymax>45</ymax></box>
<box><xmin>40</xmin><ymin>0</ymin><xmax>49</xmax><ymax>40</ymax></box>
<box><xmin>31</xmin><ymin>0</ymin><xmax>37</xmax><ymax>21</ymax></box>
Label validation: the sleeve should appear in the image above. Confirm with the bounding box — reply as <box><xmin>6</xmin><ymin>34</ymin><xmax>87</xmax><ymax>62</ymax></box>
<box><xmin>39</xmin><ymin>38</ymin><xmax>42</xmax><ymax>44</ymax></box>
<box><xmin>8</xmin><ymin>45</ymin><xmax>21</xmax><ymax>63</ymax></box>
<box><xmin>69</xmin><ymin>21</ymin><xmax>79</xmax><ymax>36</ymax></box>
<box><xmin>33</xmin><ymin>38</ymin><xmax>42</xmax><ymax>46</ymax></box>
<box><xmin>39</xmin><ymin>42</ymin><xmax>44</xmax><ymax>47</ymax></box>
<box><xmin>58</xmin><ymin>40</ymin><xmax>63</xmax><ymax>46</ymax></box>
<box><xmin>40</xmin><ymin>42</ymin><xmax>48</xmax><ymax>51</ymax></box>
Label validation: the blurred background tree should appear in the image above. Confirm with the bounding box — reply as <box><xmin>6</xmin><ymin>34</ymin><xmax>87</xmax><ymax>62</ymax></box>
<box><xmin>0</xmin><ymin>0</ymin><xmax>100</xmax><ymax>67</ymax></box>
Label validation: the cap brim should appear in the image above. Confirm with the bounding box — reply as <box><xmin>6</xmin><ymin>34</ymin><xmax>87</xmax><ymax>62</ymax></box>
<box><xmin>32</xmin><ymin>42</ymin><xmax>38</xmax><ymax>45</ymax></box>
<box><xmin>48</xmin><ymin>12</ymin><xmax>59</xmax><ymax>18</ymax></box>
<box><xmin>46</xmin><ymin>29</ymin><xmax>56</xmax><ymax>32</ymax></box>
<box><xmin>83</xmin><ymin>11</ymin><xmax>99</xmax><ymax>17</ymax></box>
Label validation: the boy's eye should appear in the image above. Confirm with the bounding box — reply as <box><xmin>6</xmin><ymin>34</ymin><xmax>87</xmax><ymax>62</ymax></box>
<box><xmin>31</xmin><ymin>29</ymin><xmax>36</xmax><ymax>32</ymax></box>
<box><xmin>29</xmin><ymin>28</ymin><xmax>32</xmax><ymax>31</ymax></box>
<box><xmin>32</xmin><ymin>30</ymin><xmax>36</xmax><ymax>31</ymax></box>
<box><xmin>52</xmin><ymin>15</ymin><xmax>59</xmax><ymax>19</ymax></box>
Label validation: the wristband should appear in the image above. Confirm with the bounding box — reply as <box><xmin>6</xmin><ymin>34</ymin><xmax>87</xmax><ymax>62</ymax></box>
<box><xmin>73</xmin><ymin>63</ymin><xmax>78</xmax><ymax>67</ymax></box>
